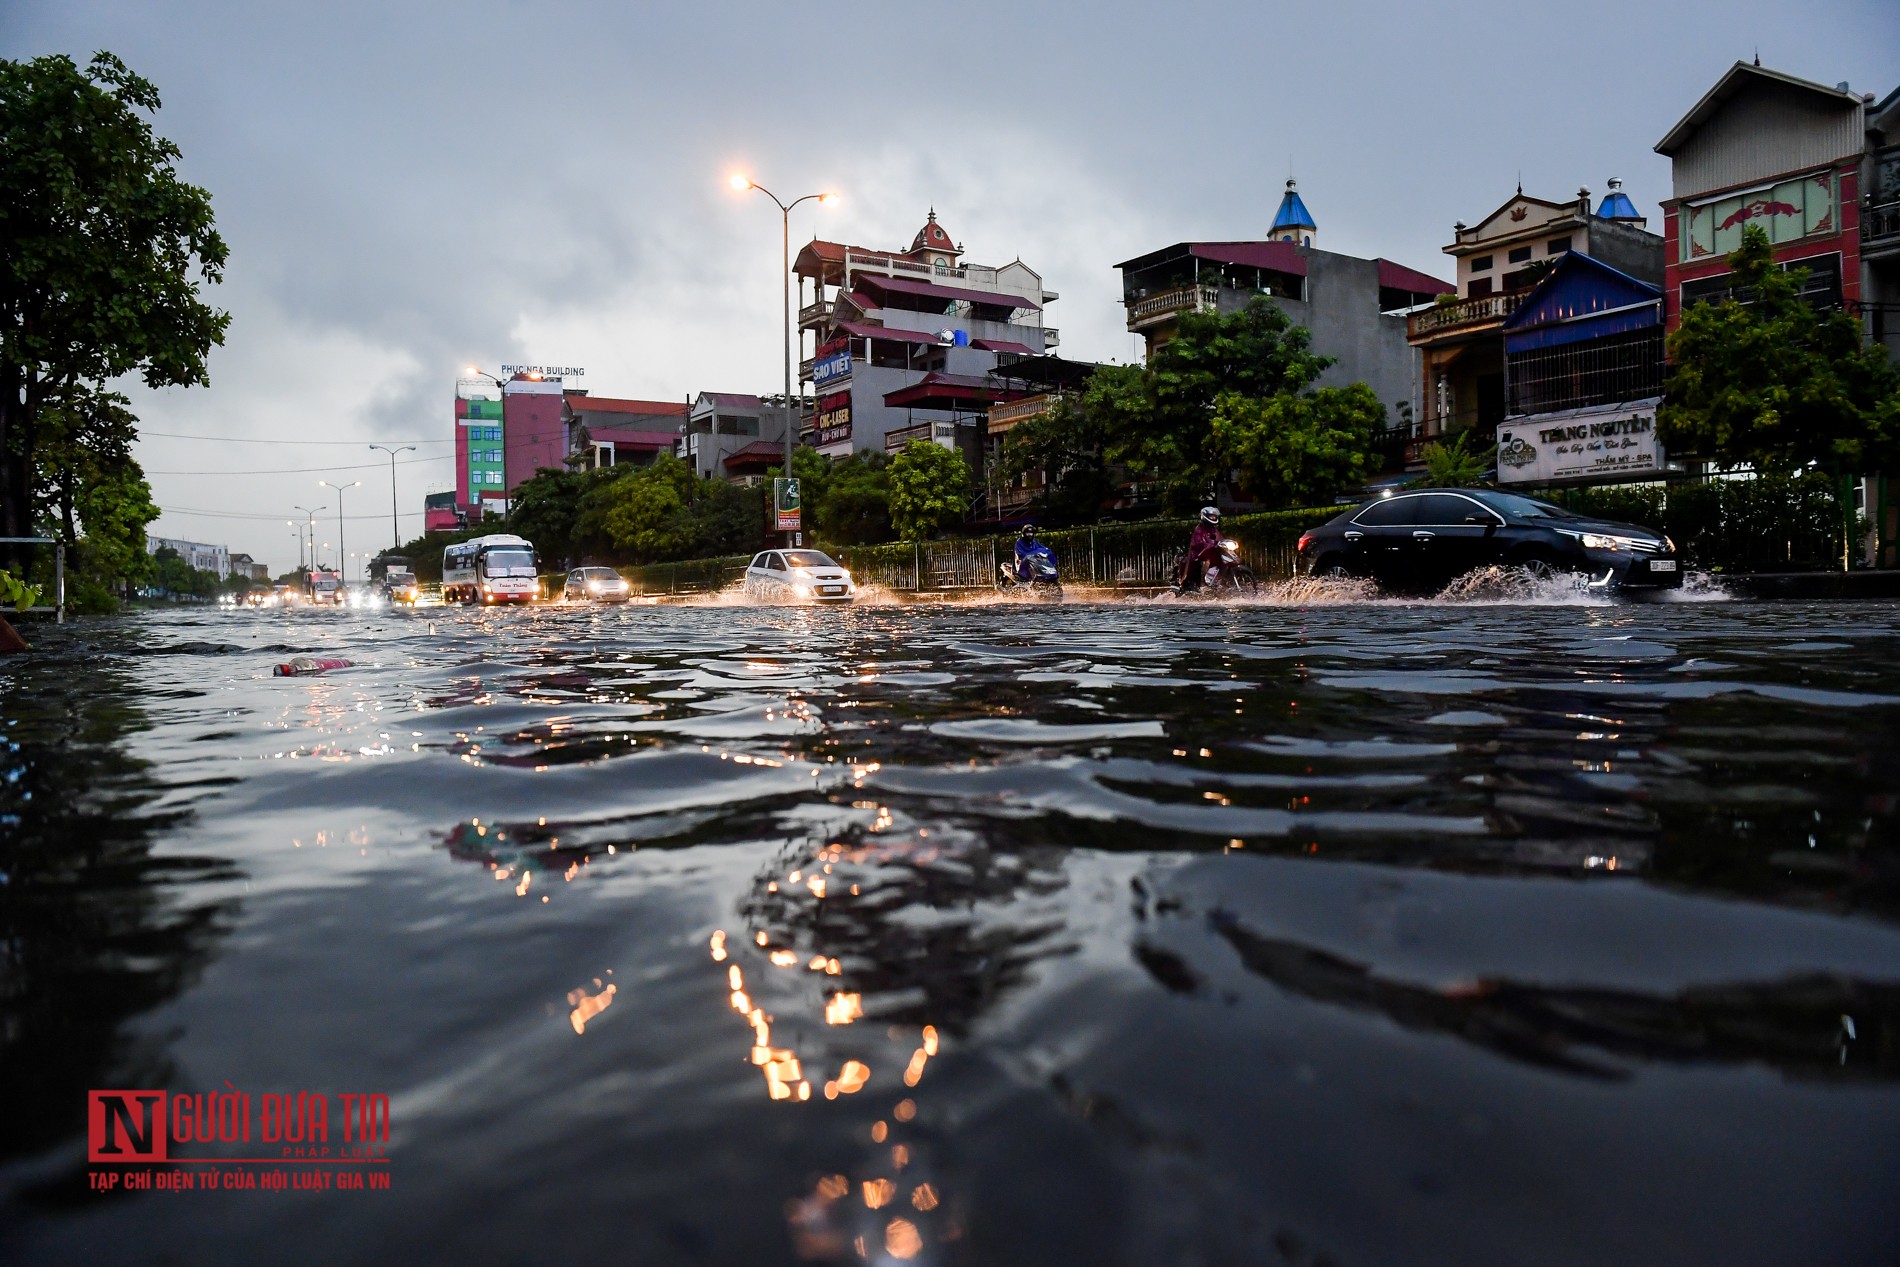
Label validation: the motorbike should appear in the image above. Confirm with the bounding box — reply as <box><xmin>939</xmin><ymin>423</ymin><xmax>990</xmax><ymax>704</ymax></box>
<box><xmin>997</xmin><ymin>543</ymin><xmax>1063</xmax><ymax>599</ymax></box>
<box><xmin>1172</xmin><ymin>536</ymin><xmax>1259</xmax><ymax>597</ymax></box>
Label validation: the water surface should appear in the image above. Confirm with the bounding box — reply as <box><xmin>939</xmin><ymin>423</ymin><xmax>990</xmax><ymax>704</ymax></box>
<box><xmin>3</xmin><ymin>595</ymin><xmax>1898</xmax><ymax>1265</ymax></box>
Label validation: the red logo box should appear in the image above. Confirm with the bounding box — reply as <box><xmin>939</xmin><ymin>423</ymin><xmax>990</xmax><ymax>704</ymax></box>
<box><xmin>88</xmin><ymin>1091</ymin><xmax>168</xmax><ymax>1163</ymax></box>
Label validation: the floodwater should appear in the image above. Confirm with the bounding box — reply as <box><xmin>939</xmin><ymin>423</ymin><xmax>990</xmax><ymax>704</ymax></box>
<box><xmin>3</xmin><ymin>590</ymin><xmax>1898</xmax><ymax>1266</ymax></box>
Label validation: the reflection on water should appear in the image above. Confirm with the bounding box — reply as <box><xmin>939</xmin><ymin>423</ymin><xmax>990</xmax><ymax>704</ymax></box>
<box><xmin>3</xmin><ymin>598</ymin><xmax>1900</xmax><ymax>1265</ymax></box>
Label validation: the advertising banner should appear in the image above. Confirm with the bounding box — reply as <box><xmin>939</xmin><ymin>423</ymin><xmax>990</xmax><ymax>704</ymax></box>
<box><xmin>812</xmin><ymin>346</ymin><xmax>851</xmax><ymax>388</ymax></box>
<box><xmin>1496</xmin><ymin>401</ymin><xmax>1664</xmax><ymax>486</ymax></box>
<box><xmin>774</xmin><ymin>478</ymin><xmax>802</xmax><ymax>532</ymax></box>
<box><xmin>815</xmin><ymin>399</ymin><xmax>852</xmax><ymax>448</ymax></box>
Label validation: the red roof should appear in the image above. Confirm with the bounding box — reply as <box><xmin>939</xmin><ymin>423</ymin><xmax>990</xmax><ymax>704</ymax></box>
<box><xmin>1189</xmin><ymin>241</ymin><xmax>1308</xmax><ymax>276</ymax></box>
<box><xmin>909</xmin><ymin>211</ymin><xmax>958</xmax><ymax>255</ymax></box>
<box><xmin>1376</xmin><ymin>258</ymin><xmax>1455</xmax><ymax>295</ymax></box>
<box><xmin>972</xmin><ymin>337</ymin><xmax>1036</xmax><ymax>354</ymax></box>
<box><xmin>836</xmin><ymin>319</ymin><xmax>943</xmax><ymax>345</ymax></box>
<box><xmin>567</xmin><ymin>396</ymin><xmax>688</xmax><ymax>416</ymax></box>
<box><xmin>701</xmin><ymin>392</ymin><xmax>764</xmax><ymax>409</ymax></box>
<box><xmin>722</xmin><ymin>440</ymin><xmax>785</xmax><ymax>471</ymax></box>
<box><xmin>882</xmin><ymin>371</ymin><xmax>1030</xmax><ymax>411</ymax></box>
<box><xmin>855</xmin><ymin>273</ymin><xmax>1041</xmax><ymax>312</ymax></box>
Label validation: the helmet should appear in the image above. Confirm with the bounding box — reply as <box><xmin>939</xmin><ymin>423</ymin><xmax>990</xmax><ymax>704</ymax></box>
<box><xmin>1020</xmin><ymin>525</ymin><xmax>1036</xmax><ymax>539</ymax></box>
<box><xmin>1200</xmin><ymin>506</ymin><xmax>1221</xmax><ymax>524</ymax></box>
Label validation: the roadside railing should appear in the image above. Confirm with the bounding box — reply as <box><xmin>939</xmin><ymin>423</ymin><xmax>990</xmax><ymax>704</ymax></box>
<box><xmin>0</xmin><ymin>537</ymin><xmax>65</xmax><ymax>622</ymax></box>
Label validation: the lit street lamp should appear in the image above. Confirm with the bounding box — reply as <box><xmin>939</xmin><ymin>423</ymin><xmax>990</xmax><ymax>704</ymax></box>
<box><xmin>728</xmin><ymin>174</ymin><xmax>838</xmax><ymax>541</ymax></box>
<box><xmin>370</xmin><ymin>443</ymin><xmax>416</xmax><ymax>558</ymax></box>
<box><xmin>319</xmin><ymin>480</ymin><xmax>362</xmax><ymax>584</ymax></box>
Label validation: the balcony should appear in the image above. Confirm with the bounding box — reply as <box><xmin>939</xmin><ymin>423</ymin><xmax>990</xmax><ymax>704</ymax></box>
<box><xmin>1124</xmin><ymin>284</ymin><xmax>1218</xmax><ymax>331</ymax></box>
<box><xmin>1866</xmin><ymin>200</ymin><xmax>1900</xmax><ymax>257</ymax></box>
<box><xmin>987</xmin><ymin>394</ymin><xmax>1053</xmax><ymax>435</ymax></box>
<box><xmin>1040</xmin><ymin>327</ymin><xmax>1059</xmax><ymax>349</ymax></box>
<box><xmin>1407</xmin><ymin>291</ymin><xmax>1527</xmax><ymax>343</ymax></box>
<box><xmin>798</xmin><ymin>299</ymin><xmax>831</xmax><ymax>329</ymax></box>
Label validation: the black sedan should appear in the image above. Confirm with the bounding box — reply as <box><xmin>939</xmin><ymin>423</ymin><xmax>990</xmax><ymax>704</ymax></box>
<box><xmin>1297</xmin><ymin>488</ymin><xmax>1682</xmax><ymax>593</ymax></box>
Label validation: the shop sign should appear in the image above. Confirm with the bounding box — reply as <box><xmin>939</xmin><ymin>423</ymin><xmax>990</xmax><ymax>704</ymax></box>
<box><xmin>812</xmin><ymin>346</ymin><xmax>851</xmax><ymax>387</ymax></box>
<box><xmin>1497</xmin><ymin>402</ymin><xmax>1663</xmax><ymax>486</ymax></box>
<box><xmin>774</xmin><ymin>478</ymin><xmax>802</xmax><ymax>532</ymax></box>
<box><xmin>815</xmin><ymin>400</ymin><xmax>852</xmax><ymax>448</ymax></box>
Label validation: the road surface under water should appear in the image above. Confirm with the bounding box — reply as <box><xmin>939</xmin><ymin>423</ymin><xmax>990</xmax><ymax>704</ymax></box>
<box><xmin>3</xmin><ymin>589</ymin><xmax>1899</xmax><ymax>1265</ymax></box>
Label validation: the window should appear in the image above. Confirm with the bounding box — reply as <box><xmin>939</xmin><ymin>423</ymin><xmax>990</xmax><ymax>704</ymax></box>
<box><xmin>764</xmin><ymin>552</ymin><xmax>786</xmax><ymax>571</ymax></box>
<box><xmin>1470</xmin><ymin>255</ymin><xmax>1493</xmax><ymax>272</ymax></box>
<box><xmin>1468</xmin><ymin>277</ymin><xmax>1495</xmax><ymax>298</ymax></box>
<box><xmin>1412</xmin><ymin>494</ymin><xmax>1494</xmax><ymax>525</ymax></box>
<box><xmin>1679</xmin><ymin>252</ymin><xmax>1843</xmax><ymax>312</ymax></box>
<box><xmin>1508</xmin><ymin>246</ymin><xmax>1533</xmax><ymax>264</ymax></box>
<box><xmin>1352</xmin><ymin>497</ymin><xmax>1418</xmax><ymax>526</ymax></box>
<box><xmin>1680</xmin><ymin>172</ymin><xmax>1837</xmax><ymax>262</ymax></box>
<box><xmin>1545</xmin><ymin>236</ymin><xmax>1571</xmax><ymax>256</ymax></box>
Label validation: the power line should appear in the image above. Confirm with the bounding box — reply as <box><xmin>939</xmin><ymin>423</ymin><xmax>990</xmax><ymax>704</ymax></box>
<box><xmin>143</xmin><ymin>430</ymin><xmax>454</xmax><ymax>446</ymax></box>
<box><xmin>145</xmin><ymin>454</ymin><xmax>450</xmax><ymax>476</ymax></box>
<box><xmin>157</xmin><ymin>505</ymin><xmax>434</xmax><ymax>522</ymax></box>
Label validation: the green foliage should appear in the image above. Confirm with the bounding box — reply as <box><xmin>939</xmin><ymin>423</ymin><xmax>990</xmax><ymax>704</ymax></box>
<box><xmin>992</xmin><ymin>373</ymin><xmax>1130</xmax><ymax>526</ymax></box>
<box><xmin>1211</xmin><ymin>381</ymin><xmax>1386</xmax><ymax>506</ymax></box>
<box><xmin>1420</xmin><ymin>429</ymin><xmax>1494</xmax><ymax>487</ymax></box>
<box><xmin>1661</xmin><ymin>225</ymin><xmax>1900</xmax><ymax>474</ymax></box>
<box><xmin>505</xmin><ymin>467</ymin><xmax>590</xmax><ymax>565</ymax></box>
<box><xmin>1130</xmin><ymin>299</ymin><xmax>1339</xmax><ymax>512</ymax></box>
<box><xmin>1546</xmin><ymin>471</ymin><xmax>1847</xmax><ymax>571</ymax></box>
<box><xmin>888</xmin><ymin>441</ymin><xmax>973</xmax><ymax>540</ymax></box>
<box><xmin>813</xmin><ymin>451</ymin><xmax>892</xmax><ymax>545</ymax></box>
<box><xmin>996</xmin><ymin>298</ymin><xmax>1382</xmax><ymax>518</ymax></box>
<box><xmin>0</xmin><ymin>567</ymin><xmax>41</xmax><ymax>611</ymax></box>
<box><xmin>0</xmin><ymin>51</ymin><xmax>228</xmax><ymax>552</ymax></box>
<box><xmin>145</xmin><ymin>546</ymin><xmax>219</xmax><ymax>601</ymax></box>
<box><xmin>575</xmin><ymin>454</ymin><xmax>765</xmax><ymax>564</ymax></box>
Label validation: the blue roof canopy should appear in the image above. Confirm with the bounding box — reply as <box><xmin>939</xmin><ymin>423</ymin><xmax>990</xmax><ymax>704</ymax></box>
<box><xmin>1271</xmin><ymin>181</ymin><xmax>1316</xmax><ymax>232</ymax></box>
<box><xmin>1503</xmin><ymin>252</ymin><xmax>1661</xmax><ymax>353</ymax></box>
<box><xmin>1597</xmin><ymin>188</ymin><xmax>1641</xmax><ymax>219</ymax></box>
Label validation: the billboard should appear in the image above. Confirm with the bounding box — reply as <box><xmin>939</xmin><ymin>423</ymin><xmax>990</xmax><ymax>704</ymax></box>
<box><xmin>812</xmin><ymin>345</ymin><xmax>851</xmax><ymax>388</ymax></box>
<box><xmin>815</xmin><ymin>398</ymin><xmax>852</xmax><ymax>448</ymax></box>
<box><xmin>1496</xmin><ymin>401</ymin><xmax>1664</xmax><ymax>486</ymax></box>
<box><xmin>774</xmin><ymin>478</ymin><xmax>801</xmax><ymax>532</ymax></box>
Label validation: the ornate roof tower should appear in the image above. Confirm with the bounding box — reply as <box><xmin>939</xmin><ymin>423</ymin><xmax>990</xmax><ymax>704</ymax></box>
<box><xmin>1269</xmin><ymin>178</ymin><xmax>1318</xmax><ymax>246</ymax></box>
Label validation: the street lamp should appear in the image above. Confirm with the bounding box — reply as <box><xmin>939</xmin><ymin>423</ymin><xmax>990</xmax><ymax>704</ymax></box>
<box><xmin>729</xmin><ymin>175</ymin><xmax>839</xmax><ymax>539</ymax></box>
<box><xmin>369</xmin><ymin>443</ymin><xmax>416</xmax><ymax>558</ymax></box>
<box><xmin>319</xmin><ymin>480</ymin><xmax>362</xmax><ymax>584</ymax></box>
<box><xmin>293</xmin><ymin>505</ymin><xmax>320</xmax><ymax>574</ymax></box>
<box><xmin>465</xmin><ymin>366</ymin><xmax>527</xmax><ymax>524</ymax></box>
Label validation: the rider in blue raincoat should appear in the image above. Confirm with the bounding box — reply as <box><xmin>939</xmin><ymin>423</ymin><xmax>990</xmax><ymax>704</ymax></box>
<box><xmin>1015</xmin><ymin>526</ymin><xmax>1052</xmax><ymax>581</ymax></box>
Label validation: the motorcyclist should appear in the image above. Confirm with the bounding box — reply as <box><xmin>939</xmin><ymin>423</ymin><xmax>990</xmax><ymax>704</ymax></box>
<box><xmin>1178</xmin><ymin>507</ymin><xmax>1223</xmax><ymax>589</ymax></box>
<box><xmin>1014</xmin><ymin>526</ymin><xmax>1046</xmax><ymax>581</ymax></box>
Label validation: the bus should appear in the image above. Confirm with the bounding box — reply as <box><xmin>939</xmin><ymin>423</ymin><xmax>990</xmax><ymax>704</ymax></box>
<box><xmin>306</xmin><ymin>568</ymin><xmax>342</xmax><ymax>605</ymax></box>
<box><xmin>443</xmin><ymin>534</ymin><xmax>539</xmax><ymax>605</ymax></box>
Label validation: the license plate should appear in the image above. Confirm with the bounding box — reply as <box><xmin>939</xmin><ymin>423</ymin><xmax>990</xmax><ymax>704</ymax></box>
<box><xmin>820</xmin><ymin>586</ymin><xmax>844</xmax><ymax>595</ymax></box>
<box><xmin>1650</xmin><ymin>560</ymin><xmax>1677</xmax><ymax>572</ymax></box>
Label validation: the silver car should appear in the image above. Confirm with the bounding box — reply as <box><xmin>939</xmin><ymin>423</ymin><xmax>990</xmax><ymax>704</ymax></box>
<box><xmin>742</xmin><ymin>549</ymin><xmax>856</xmax><ymax>603</ymax></box>
<box><xmin>563</xmin><ymin>566</ymin><xmax>631</xmax><ymax>603</ymax></box>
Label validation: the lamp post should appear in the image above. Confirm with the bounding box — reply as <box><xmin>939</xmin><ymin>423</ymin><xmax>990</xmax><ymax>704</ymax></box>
<box><xmin>729</xmin><ymin>175</ymin><xmax>838</xmax><ymax>540</ymax></box>
<box><xmin>369</xmin><ymin>444</ymin><xmax>416</xmax><ymax>559</ymax></box>
<box><xmin>319</xmin><ymin>480</ymin><xmax>362</xmax><ymax>584</ymax></box>
<box><xmin>293</xmin><ymin>505</ymin><xmax>320</xmax><ymax>575</ymax></box>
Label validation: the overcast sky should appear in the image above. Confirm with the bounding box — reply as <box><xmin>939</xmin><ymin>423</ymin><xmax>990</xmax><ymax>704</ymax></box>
<box><xmin>4</xmin><ymin>0</ymin><xmax>1896</xmax><ymax>573</ymax></box>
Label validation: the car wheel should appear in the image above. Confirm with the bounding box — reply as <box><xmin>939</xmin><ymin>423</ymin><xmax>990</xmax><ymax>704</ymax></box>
<box><xmin>1313</xmin><ymin>554</ymin><xmax>1351</xmax><ymax>579</ymax></box>
<box><xmin>1519</xmin><ymin>555</ymin><xmax>1560</xmax><ymax>581</ymax></box>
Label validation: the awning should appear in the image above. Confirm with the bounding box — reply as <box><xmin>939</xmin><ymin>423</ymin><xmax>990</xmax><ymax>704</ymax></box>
<box><xmin>855</xmin><ymin>273</ymin><xmax>1041</xmax><ymax>311</ymax></box>
<box><xmin>1376</xmin><ymin>258</ymin><xmax>1455</xmax><ymax>296</ymax></box>
<box><xmin>1188</xmin><ymin>241</ymin><xmax>1308</xmax><ymax>277</ymax></box>
<box><xmin>972</xmin><ymin>337</ymin><xmax>1036</xmax><ymax>354</ymax></box>
<box><xmin>722</xmin><ymin>441</ymin><xmax>785</xmax><ymax>472</ymax></box>
<box><xmin>882</xmin><ymin>371</ymin><xmax>1029</xmax><ymax>411</ymax></box>
<box><xmin>835</xmin><ymin>319</ymin><xmax>943</xmax><ymax>346</ymax></box>
<box><xmin>1504</xmin><ymin>302</ymin><xmax>1660</xmax><ymax>353</ymax></box>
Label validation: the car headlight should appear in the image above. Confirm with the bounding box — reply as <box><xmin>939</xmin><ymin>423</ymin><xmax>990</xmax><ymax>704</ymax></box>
<box><xmin>1559</xmin><ymin>529</ymin><xmax>1653</xmax><ymax>552</ymax></box>
<box><xmin>1664</xmin><ymin>536</ymin><xmax>1677</xmax><ymax>553</ymax></box>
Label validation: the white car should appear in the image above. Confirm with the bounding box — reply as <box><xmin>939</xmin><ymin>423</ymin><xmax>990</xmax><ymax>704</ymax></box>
<box><xmin>564</xmin><ymin>566</ymin><xmax>630</xmax><ymax>603</ymax></box>
<box><xmin>743</xmin><ymin>549</ymin><xmax>856</xmax><ymax>603</ymax></box>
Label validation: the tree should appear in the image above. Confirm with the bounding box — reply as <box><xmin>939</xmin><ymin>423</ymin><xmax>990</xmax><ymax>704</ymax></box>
<box><xmin>993</xmin><ymin>369</ymin><xmax>1132</xmax><ymax>526</ymax></box>
<box><xmin>1</xmin><ymin>53</ymin><xmax>228</xmax><ymax>566</ymax></box>
<box><xmin>1661</xmin><ymin>224</ymin><xmax>1900</xmax><ymax>474</ymax></box>
<box><xmin>506</xmin><ymin>467</ymin><xmax>589</xmax><ymax>566</ymax></box>
<box><xmin>1419</xmin><ymin>429</ymin><xmax>1494</xmax><ymax>487</ymax></box>
<box><xmin>888</xmin><ymin>441</ymin><xmax>972</xmax><ymax>540</ymax></box>
<box><xmin>1122</xmin><ymin>298</ymin><xmax>1337</xmax><ymax>512</ymax></box>
<box><xmin>1211</xmin><ymin>381</ymin><xmax>1386</xmax><ymax>506</ymax></box>
<box><xmin>814</xmin><ymin>451</ymin><xmax>892</xmax><ymax>544</ymax></box>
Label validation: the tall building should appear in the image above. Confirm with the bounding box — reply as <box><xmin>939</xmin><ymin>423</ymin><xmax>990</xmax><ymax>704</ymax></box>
<box><xmin>1117</xmin><ymin>181</ymin><xmax>1452</xmax><ymax>459</ymax></box>
<box><xmin>793</xmin><ymin>211</ymin><xmax>1060</xmax><ymax>458</ymax></box>
<box><xmin>1655</xmin><ymin>61</ymin><xmax>1868</xmax><ymax>332</ymax></box>
<box><xmin>454</xmin><ymin>378</ymin><xmax>507</xmax><ymax>517</ymax></box>
<box><xmin>1406</xmin><ymin>184</ymin><xmax>1662</xmax><ymax>463</ymax></box>
<box><xmin>1868</xmin><ymin>84</ymin><xmax>1900</xmax><ymax>361</ymax></box>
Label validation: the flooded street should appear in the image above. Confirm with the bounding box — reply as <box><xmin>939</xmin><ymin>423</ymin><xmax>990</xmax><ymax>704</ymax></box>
<box><xmin>4</xmin><ymin>594</ymin><xmax>1900</xmax><ymax>1265</ymax></box>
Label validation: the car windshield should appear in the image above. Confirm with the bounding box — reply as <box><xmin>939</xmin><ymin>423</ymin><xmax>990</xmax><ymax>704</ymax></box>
<box><xmin>782</xmin><ymin>551</ymin><xmax>837</xmax><ymax>568</ymax></box>
<box><xmin>482</xmin><ymin>549</ymin><xmax>536</xmax><ymax>576</ymax></box>
<box><xmin>1473</xmin><ymin>491</ymin><xmax>1577</xmax><ymax>520</ymax></box>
